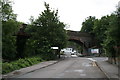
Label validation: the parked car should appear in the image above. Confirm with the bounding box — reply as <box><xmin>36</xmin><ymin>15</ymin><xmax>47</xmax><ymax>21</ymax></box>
<box><xmin>71</xmin><ymin>53</ymin><xmax>78</xmax><ymax>58</ymax></box>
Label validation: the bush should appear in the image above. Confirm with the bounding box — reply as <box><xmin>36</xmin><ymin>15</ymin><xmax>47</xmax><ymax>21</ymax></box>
<box><xmin>2</xmin><ymin>56</ymin><xmax>44</xmax><ymax>74</ymax></box>
<box><xmin>39</xmin><ymin>53</ymin><xmax>57</xmax><ymax>61</ymax></box>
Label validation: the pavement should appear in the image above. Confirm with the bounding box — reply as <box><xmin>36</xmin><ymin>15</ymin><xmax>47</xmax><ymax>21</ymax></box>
<box><xmin>2</xmin><ymin>57</ymin><xmax>119</xmax><ymax>79</ymax></box>
<box><xmin>2</xmin><ymin>60</ymin><xmax>59</xmax><ymax>78</ymax></box>
<box><xmin>92</xmin><ymin>57</ymin><xmax>119</xmax><ymax>79</ymax></box>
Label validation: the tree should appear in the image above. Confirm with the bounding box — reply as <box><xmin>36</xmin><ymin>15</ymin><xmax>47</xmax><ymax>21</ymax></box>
<box><xmin>2</xmin><ymin>0</ymin><xmax>19</xmax><ymax>60</ymax></box>
<box><xmin>93</xmin><ymin>15</ymin><xmax>110</xmax><ymax>47</ymax></box>
<box><xmin>2</xmin><ymin>0</ymin><xmax>17</xmax><ymax>21</ymax></box>
<box><xmin>80</xmin><ymin>7</ymin><xmax>119</xmax><ymax>64</ymax></box>
<box><xmin>81</xmin><ymin>16</ymin><xmax>96</xmax><ymax>34</ymax></box>
<box><xmin>2</xmin><ymin>20</ymin><xmax>19</xmax><ymax>60</ymax></box>
<box><xmin>103</xmin><ymin>12</ymin><xmax>119</xmax><ymax>64</ymax></box>
<box><xmin>26</xmin><ymin>2</ymin><xmax>67</xmax><ymax>59</ymax></box>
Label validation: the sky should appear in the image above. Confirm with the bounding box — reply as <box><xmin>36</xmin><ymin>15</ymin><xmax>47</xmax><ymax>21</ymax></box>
<box><xmin>12</xmin><ymin>0</ymin><xmax>120</xmax><ymax>31</ymax></box>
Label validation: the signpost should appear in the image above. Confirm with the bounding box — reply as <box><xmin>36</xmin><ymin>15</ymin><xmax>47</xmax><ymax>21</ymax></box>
<box><xmin>51</xmin><ymin>47</ymin><xmax>59</xmax><ymax>50</ymax></box>
<box><xmin>51</xmin><ymin>47</ymin><xmax>60</xmax><ymax>58</ymax></box>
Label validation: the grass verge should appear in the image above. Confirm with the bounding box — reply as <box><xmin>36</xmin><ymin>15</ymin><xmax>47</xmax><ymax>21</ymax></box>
<box><xmin>2</xmin><ymin>56</ymin><xmax>44</xmax><ymax>74</ymax></box>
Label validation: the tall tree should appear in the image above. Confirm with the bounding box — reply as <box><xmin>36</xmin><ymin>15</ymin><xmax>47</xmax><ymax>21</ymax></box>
<box><xmin>26</xmin><ymin>2</ymin><xmax>67</xmax><ymax>59</ymax></box>
<box><xmin>93</xmin><ymin>16</ymin><xmax>110</xmax><ymax>47</ymax></box>
<box><xmin>2</xmin><ymin>0</ymin><xmax>19</xmax><ymax>60</ymax></box>
<box><xmin>103</xmin><ymin>10</ymin><xmax>120</xmax><ymax>64</ymax></box>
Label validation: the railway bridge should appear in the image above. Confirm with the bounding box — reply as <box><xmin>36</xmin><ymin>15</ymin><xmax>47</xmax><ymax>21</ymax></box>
<box><xmin>67</xmin><ymin>30</ymin><xmax>96</xmax><ymax>55</ymax></box>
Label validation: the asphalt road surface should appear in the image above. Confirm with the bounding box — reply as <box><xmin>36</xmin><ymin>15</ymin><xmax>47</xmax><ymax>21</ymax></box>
<box><xmin>14</xmin><ymin>57</ymin><xmax>107</xmax><ymax>78</ymax></box>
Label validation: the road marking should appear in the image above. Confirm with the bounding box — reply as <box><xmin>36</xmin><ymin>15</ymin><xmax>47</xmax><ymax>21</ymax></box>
<box><xmin>92</xmin><ymin>62</ymin><xmax>97</xmax><ymax>66</ymax></box>
<box><xmin>87</xmin><ymin>58</ymin><xmax>96</xmax><ymax>62</ymax></box>
<box><xmin>80</xmin><ymin>73</ymin><xmax>86</xmax><ymax>76</ymax></box>
<box><xmin>74</xmin><ymin>70</ymin><xmax>84</xmax><ymax>73</ymax></box>
<box><xmin>82</xmin><ymin>63</ymin><xmax>91</xmax><ymax>67</ymax></box>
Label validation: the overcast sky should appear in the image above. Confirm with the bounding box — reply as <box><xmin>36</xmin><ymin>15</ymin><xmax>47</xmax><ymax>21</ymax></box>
<box><xmin>12</xmin><ymin>0</ymin><xmax>120</xmax><ymax>31</ymax></box>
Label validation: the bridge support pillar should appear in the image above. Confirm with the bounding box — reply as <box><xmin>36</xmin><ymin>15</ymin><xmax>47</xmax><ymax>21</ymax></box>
<box><xmin>82</xmin><ymin>48</ymin><xmax>88</xmax><ymax>56</ymax></box>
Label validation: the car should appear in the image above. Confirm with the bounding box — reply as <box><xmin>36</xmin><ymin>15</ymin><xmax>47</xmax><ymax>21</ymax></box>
<box><xmin>71</xmin><ymin>54</ymin><xmax>78</xmax><ymax>57</ymax></box>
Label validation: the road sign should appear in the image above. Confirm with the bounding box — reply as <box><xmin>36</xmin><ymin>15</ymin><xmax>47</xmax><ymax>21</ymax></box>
<box><xmin>51</xmin><ymin>47</ymin><xmax>59</xmax><ymax>49</ymax></box>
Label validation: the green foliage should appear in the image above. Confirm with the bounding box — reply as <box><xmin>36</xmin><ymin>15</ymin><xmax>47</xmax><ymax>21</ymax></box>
<box><xmin>2</xmin><ymin>1</ymin><xmax>67</xmax><ymax>60</ymax></box>
<box><xmin>25</xmin><ymin>2</ymin><xmax>67</xmax><ymax>58</ymax></box>
<box><xmin>2</xmin><ymin>20</ymin><xmax>19</xmax><ymax>60</ymax></box>
<box><xmin>2</xmin><ymin>0</ymin><xmax>17</xmax><ymax>21</ymax></box>
<box><xmin>108</xmin><ymin>14</ymin><xmax>119</xmax><ymax>45</ymax></box>
<box><xmin>93</xmin><ymin>16</ymin><xmax>110</xmax><ymax>47</ymax></box>
<box><xmin>102</xmin><ymin>13</ymin><xmax>119</xmax><ymax>57</ymax></box>
<box><xmin>2</xmin><ymin>0</ymin><xmax>19</xmax><ymax>60</ymax></box>
<box><xmin>33</xmin><ymin>2</ymin><xmax>67</xmax><ymax>49</ymax></box>
<box><xmin>102</xmin><ymin>37</ymin><xmax>115</xmax><ymax>57</ymax></box>
<box><xmin>81</xmin><ymin>16</ymin><xmax>96</xmax><ymax>34</ymax></box>
<box><xmin>80</xmin><ymin>8</ymin><xmax>120</xmax><ymax>59</ymax></box>
<box><xmin>2</xmin><ymin>56</ymin><xmax>43</xmax><ymax>74</ymax></box>
<box><xmin>81</xmin><ymin>16</ymin><xmax>109</xmax><ymax>47</ymax></box>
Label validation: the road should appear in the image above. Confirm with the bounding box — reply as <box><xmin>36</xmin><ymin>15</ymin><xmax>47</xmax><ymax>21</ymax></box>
<box><xmin>14</xmin><ymin>57</ymin><xmax>107</xmax><ymax>78</ymax></box>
